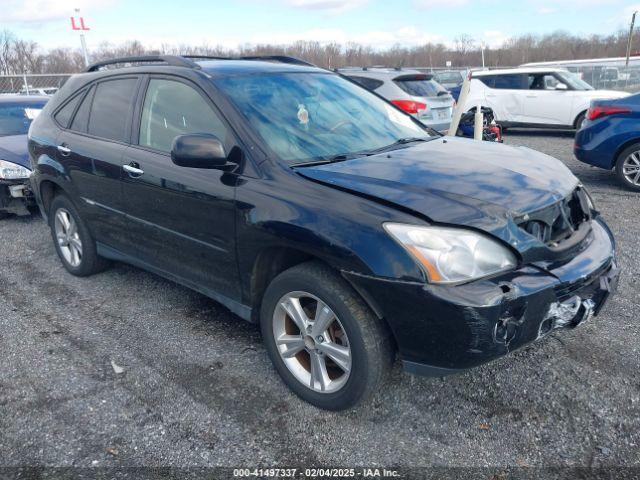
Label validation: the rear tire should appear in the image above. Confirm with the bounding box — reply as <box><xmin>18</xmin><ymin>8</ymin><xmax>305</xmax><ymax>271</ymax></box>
<box><xmin>260</xmin><ymin>261</ymin><xmax>394</xmax><ymax>410</ymax></box>
<box><xmin>49</xmin><ymin>195</ymin><xmax>109</xmax><ymax>276</ymax></box>
<box><xmin>615</xmin><ymin>143</ymin><xmax>640</xmax><ymax>192</ymax></box>
<box><xmin>575</xmin><ymin>112</ymin><xmax>587</xmax><ymax>131</ymax></box>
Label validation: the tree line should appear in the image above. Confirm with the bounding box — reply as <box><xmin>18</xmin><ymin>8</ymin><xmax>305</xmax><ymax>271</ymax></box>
<box><xmin>0</xmin><ymin>28</ymin><xmax>636</xmax><ymax>75</ymax></box>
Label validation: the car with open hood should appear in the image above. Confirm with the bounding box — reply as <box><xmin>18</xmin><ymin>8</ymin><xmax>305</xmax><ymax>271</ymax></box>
<box><xmin>0</xmin><ymin>95</ymin><xmax>48</xmax><ymax>218</ymax></box>
<box><xmin>28</xmin><ymin>55</ymin><xmax>619</xmax><ymax>410</ymax></box>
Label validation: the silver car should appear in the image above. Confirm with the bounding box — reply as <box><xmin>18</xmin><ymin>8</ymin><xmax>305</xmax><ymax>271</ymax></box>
<box><xmin>337</xmin><ymin>67</ymin><xmax>454</xmax><ymax>132</ymax></box>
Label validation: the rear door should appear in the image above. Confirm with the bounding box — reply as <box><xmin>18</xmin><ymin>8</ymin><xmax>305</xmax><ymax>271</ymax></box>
<box><xmin>120</xmin><ymin>75</ymin><xmax>241</xmax><ymax>301</ymax></box>
<box><xmin>55</xmin><ymin>76</ymin><xmax>140</xmax><ymax>250</ymax></box>
<box><xmin>521</xmin><ymin>72</ymin><xmax>574</xmax><ymax>126</ymax></box>
<box><xmin>477</xmin><ymin>74</ymin><xmax>526</xmax><ymax>122</ymax></box>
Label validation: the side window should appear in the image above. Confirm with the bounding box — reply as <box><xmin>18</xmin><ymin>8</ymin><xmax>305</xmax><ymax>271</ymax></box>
<box><xmin>54</xmin><ymin>89</ymin><xmax>85</xmax><ymax>128</ymax></box>
<box><xmin>477</xmin><ymin>75</ymin><xmax>495</xmax><ymax>88</ymax></box>
<box><xmin>138</xmin><ymin>78</ymin><xmax>229</xmax><ymax>153</ymax></box>
<box><xmin>70</xmin><ymin>86</ymin><xmax>94</xmax><ymax>132</ymax></box>
<box><xmin>528</xmin><ymin>74</ymin><xmax>558</xmax><ymax>90</ymax></box>
<box><xmin>347</xmin><ymin>76</ymin><xmax>384</xmax><ymax>91</ymax></box>
<box><xmin>493</xmin><ymin>74</ymin><xmax>524</xmax><ymax>90</ymax></box>
<box><xmin>87</xmin><ymin>78</ymin><xmax>138</xmax><ymax>142</ymax></box>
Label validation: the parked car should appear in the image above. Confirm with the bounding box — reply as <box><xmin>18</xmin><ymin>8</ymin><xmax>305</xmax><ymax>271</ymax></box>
<box><xmin>0</xmin><ymin>95</ymin><xmax>48</xmax><ymax>218</ymax></box>
<box><xmin>337</xmin><ymin>67</ymin><xmax>454</xmax><ymax>132</ymax></box>
<box><xmin>433</xmin><ymin>70</ymin><xmax>465</xmax><ymax>89</ymax></box>
<box><xmin>29</xmin><ymin>55</ymin><xmax>619</xmax><ymax>410</ymax></box>
<box><xmin>575</xmin><ymin>93</ymin><xmax>640</xmax><ymax>191</ymax></box>
<box><xmin>464</xmin><ymin>67</ymin><xmax>629</xmax><ymax>130</ymax></box>
<box><xmin>20</xmin><ymin>86</ymin><xmax>59</xmax><ymax>96</ymax></box>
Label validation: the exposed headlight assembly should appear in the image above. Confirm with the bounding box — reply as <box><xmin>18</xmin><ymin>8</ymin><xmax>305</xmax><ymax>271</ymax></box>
<box><xmin>384</xmin><ymin>223</ymin><xmax>518</xmax><ymax>284</ymax></box>
<box><xmin>0</xmin><ymin>159</ymin><xmax>31</xmax><ymax>180</ymax></box>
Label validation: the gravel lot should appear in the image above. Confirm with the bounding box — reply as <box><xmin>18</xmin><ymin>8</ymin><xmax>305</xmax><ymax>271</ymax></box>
<box><xmin>0</xmin><ymin>130</ymin><xmax>638</xmax><ymax>473</ymax></box>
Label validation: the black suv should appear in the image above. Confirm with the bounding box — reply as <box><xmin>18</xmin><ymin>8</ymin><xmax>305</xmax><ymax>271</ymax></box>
<box><xmin>29</xmin><ymin>55</ymin><xmax>620</xmax><ymax>410</ymax></box>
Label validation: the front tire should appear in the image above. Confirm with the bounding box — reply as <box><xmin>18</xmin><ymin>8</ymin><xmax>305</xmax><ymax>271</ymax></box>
<box><xmin>49</xmin><ymin>195</ymin><xmax>109</xmax><ymax>276</ymax></box>
<box><xmin>615</xmin><ymin>143</ymin><xmax>640</xmax><ymax>191</ymax></box>
<box><xmin>260</xmin><ymin>262</ymin><xmax>394</xmax><ymax>410</ymax></box>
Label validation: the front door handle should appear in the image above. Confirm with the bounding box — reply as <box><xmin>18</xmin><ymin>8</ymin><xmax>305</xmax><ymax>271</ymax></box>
<box><xmin>57</xmin><ymin>144</ymin><xmax>71</xmax><ymax>156</ymax></box>
<box><xmin>123</xmin><ymin>163</ymin><xmax>144</xmax><ymax>177</ymax></box>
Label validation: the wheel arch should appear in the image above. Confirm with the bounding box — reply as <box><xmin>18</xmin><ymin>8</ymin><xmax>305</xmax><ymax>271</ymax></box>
<box><xmin>573</xmin><ymin>109</ymin><xmax>588</xmax><ymax>129</ymax></box>
<box><xmin>613</xmin><ymin>137</ymin><xmax>640</xmax><ymax>167</ymax></box>
<box><xmin>248</xmin><ymin>246</ymin><xmax>386</xmax><ymax>324</ymax></box>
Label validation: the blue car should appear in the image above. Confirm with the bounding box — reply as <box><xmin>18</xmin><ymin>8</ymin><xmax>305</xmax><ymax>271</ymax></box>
<box><xmin>575</xmin><ymin>93</ymin><xmax>640</xmax><ymax>191</ymax></box>
<box><xmin>0</xmin><ymin>95</ymin><xmax>48</xmax><ymax>217</ymax></box>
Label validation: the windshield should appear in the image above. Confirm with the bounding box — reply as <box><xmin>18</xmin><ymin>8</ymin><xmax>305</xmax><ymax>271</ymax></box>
<box><xmin>213</xmin><ymin>72</ymin><xmax>432</xmax><ymax>164</ymax></box>
<box><xmin>0</xmin><ymin>104</ymin><xmax>43</xmax><ymax>136</ymax></box>
<box><xmin>556</xmin><ymin>71</ymin><xmax>594</xmax><ymax>91</ymax></box>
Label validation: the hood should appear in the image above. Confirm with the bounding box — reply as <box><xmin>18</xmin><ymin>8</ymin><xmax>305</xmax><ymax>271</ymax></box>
<box><xmin>296</xmin><ymin>137</ymin><xmax>579</xmax><ymax>254</ymax></box>
<box><xmin>0</xmin><ymin>134</ymin><xmax>30</xmax><ymax>169</ymax></box>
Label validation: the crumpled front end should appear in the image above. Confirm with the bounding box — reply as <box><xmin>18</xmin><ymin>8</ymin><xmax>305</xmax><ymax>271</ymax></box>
<box><xmin>344</xmin><ymin>218</ymin><xmax>620</xmax><ymax>376</ymax></box>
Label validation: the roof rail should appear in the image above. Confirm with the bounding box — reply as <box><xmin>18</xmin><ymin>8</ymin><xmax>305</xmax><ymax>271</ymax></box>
<box><xmin>84</xmin><ymin>54</ymin><xmax>317</xmax><ymax>73</ymax></box>
<box><xmin>85</xmin><ymin>55</ymin><xmax>200</xmax><ymax>72</ymax></box>
<box><xmin>236</xmin><ymin>55</ymin><xmax>316</xmax><ymax>67</ymax></box>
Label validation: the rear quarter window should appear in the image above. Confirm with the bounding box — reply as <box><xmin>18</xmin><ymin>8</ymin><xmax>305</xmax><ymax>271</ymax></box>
<box><xmin>478</xmin><ymin>74</ymin><xmax>525</xmax><ymax>90</ymax></box>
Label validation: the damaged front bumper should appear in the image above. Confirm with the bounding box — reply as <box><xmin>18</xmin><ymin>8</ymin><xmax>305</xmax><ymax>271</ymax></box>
<box><xmin>344</xmin><ymin>218</ymin><xmax>620</xmax><ymax>376</ymax></box>
<box><xmin>0</xmin><ymin>178</ymin><xmax>34</xmax><ymax>216</ymax></box>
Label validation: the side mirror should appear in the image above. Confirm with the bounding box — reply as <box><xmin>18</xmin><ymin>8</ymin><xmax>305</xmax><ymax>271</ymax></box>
<box><xmin>171</xmin><ymin>134</ymin><xmax>228</xmax><ymax>169</ymax></box>
<box><xmin>555</xmin><ymin>83</ymin><xmax>568</xmax><ymax>91</ymax></box>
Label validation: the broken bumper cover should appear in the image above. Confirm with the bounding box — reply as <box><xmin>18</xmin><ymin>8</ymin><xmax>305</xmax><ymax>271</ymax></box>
<box><xmin>0</xmin><ymin>178</ymin><xmax>34</xmax><ymax>216</ymax></box>
<box><xmin>344</xmin><ymin>218</ymin><xmax>619</xmax><ymax>377</ymax></box>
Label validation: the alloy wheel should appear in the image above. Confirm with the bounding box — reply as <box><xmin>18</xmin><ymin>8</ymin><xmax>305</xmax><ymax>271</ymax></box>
<box><xmin>54</xmin><ymin>208</ymin><xmax>83</xmax><ymax>268</ymax></box>
<box><xmin>622</xmin><ymin>151</ymin><xmax>640</xmax><ymax>186</ymax></box>
<box><xmin>273</xmin><ymin>291</ymin><xmax>352</xmax><ymax>393</ymax></box>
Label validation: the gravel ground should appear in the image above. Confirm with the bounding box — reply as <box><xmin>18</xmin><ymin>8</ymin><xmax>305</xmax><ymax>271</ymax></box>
<box><xmin>0</xmin><ymin>130</ymin><xmax>638</xmax><ymax>473</ymax></box>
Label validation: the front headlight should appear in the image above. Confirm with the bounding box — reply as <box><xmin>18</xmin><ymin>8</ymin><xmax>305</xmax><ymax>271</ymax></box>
<box><xmin>0</xmin><ymin>159</ymin><xmax>31</xmax><ymax>180</ymax></box>
<box><xmin>384</xmin><ymin>223</ymin><xmax>517</xmax><ymax>284</ymax></box>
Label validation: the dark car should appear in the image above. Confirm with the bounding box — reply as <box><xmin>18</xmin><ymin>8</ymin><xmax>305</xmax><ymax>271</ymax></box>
<box><xmin>575</xmin><ymin>93</ymin><xmax>640</xmax><ymax>191</ymax></box>
<box><xmin>0</xmin><ymin>95</ymin><xmax>48</xmax><ymax>218</ymax></box>
<box><xmin>28</xmin><ymin>55</ymin><xmax>620</xmax><ymax>410</ymax></box>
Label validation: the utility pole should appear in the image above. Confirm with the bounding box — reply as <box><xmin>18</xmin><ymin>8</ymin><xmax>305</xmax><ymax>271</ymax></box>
<box><xmin>480</xmin><ymin>42</ymin><xmax>486</xmax><ymax>69</ymax></box>
<box><xmin>626</xmin><ymin>11</ymin><xmax>637</xmax><ymax>68</ymax></box>
<box><xmin>71</xmin><ymin>8</ymin><xmax>91</xmax><ymax>67</ymax></box>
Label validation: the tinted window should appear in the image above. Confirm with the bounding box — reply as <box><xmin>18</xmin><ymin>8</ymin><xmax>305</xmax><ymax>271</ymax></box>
<box><xmin>346</xmin><ymin>76</ymin><xmax>384</xmax><ymax>91</ymax></box>
<box><xmin>492</xmin><ymin>74</ymin><xmax>525</xmax><ymax>89</ymax></box>
<box><xmin>477</xmin><ymin>76</ymin><xmax>495</xmax><ymax>88</ymax></box>
<box><xmin>87</xmin><ymin>78</ymin><xmax>137</xmax><ymax>142</ymax></box>
<box><xmin>139</xmin><ymin>79</ymin><xmax>229</xmax><ymax>153</ymax></box>
<box><xmin>394</xmin><ymin>76</ymin><xmax>448</xmax><ymax>97</ymax></box>
<box><xmin>55</xmin><ymin>90</ymin><xmax>84</xmax><ymax>128</ymax></box>
<box><xmin>70</xmin><ymin>86</ymin><xmax>94</xmax><ymax>132</ymax></box>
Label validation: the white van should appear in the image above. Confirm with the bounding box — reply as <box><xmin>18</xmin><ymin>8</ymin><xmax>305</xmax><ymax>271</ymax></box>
<box><xmin>463</xmin><ymin>67</ymin><xmax>629</xmax><ymax>129</ymax></box>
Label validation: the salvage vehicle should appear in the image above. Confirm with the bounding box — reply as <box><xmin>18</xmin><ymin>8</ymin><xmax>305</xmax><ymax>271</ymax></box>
<box><xmin>337</xmin><ymin>67</ymin><xmax>454</xmax><ymax>133</ymax></box>
<box><xmin>464</xmin><ymin>67</ymin><xmax>629</xmax><ymax>130</ymax></box>
<box><xmin>28</xmin><ymin>56</ymin><xmax>620</xmax><ymax>410</ymax></box>
<box><xmin>575</xmin><ymin>93</ymin><xmax>640</xmax><ymax>191</ymax></box>
<box><xmin>0</xmin><ymin>95</ymin><xmax>48</xmax><ymax>218</ymax></box>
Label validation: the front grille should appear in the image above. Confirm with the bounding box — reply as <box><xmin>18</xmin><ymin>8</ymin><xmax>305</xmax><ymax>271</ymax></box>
<box><xmin>516</xmin><ymin>186</ymin><xmax>592</xmax><ymax>247</ymax></box>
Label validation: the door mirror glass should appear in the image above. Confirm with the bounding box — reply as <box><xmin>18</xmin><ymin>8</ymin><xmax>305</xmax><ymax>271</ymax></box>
<box><xmin>171</xmin><ymin>134</ymin><xmax>228</xmax><ymax>169</ymax></box>
<box><xmin>555</xmin><ymin>83</ymin><xmax>568</xmax><ymax>91</ymax></box>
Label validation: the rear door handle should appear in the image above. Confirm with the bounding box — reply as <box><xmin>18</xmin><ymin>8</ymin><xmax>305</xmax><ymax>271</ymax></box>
<box><xmin>123</xmin><ymin>163</ymin><xmax>144</xmax><ymax>177</ymax></box>
<box><xmin>57</xmin><ymin>144</ymin><xmax>71</xmax><ymax>156</ymax></box>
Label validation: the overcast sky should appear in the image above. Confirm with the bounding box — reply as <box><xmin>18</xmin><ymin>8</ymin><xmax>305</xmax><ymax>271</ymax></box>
<box><xmin>3</xmin><ymin>0</ymin><xmax>638</xmax><ymax>51</ymax></box>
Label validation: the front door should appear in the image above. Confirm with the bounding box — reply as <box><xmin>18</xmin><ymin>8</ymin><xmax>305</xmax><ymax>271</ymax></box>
<box><xmin>120</xmin><ymin>76</ymin><xmax>241</xmax><ymax>302</ymax></box>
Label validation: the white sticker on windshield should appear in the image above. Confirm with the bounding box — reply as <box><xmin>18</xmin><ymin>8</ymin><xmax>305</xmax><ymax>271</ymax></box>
<box><xmin>24</xmin><ymin>108</ymin><xmax>42</xmax><ymax>120</ymax></box>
